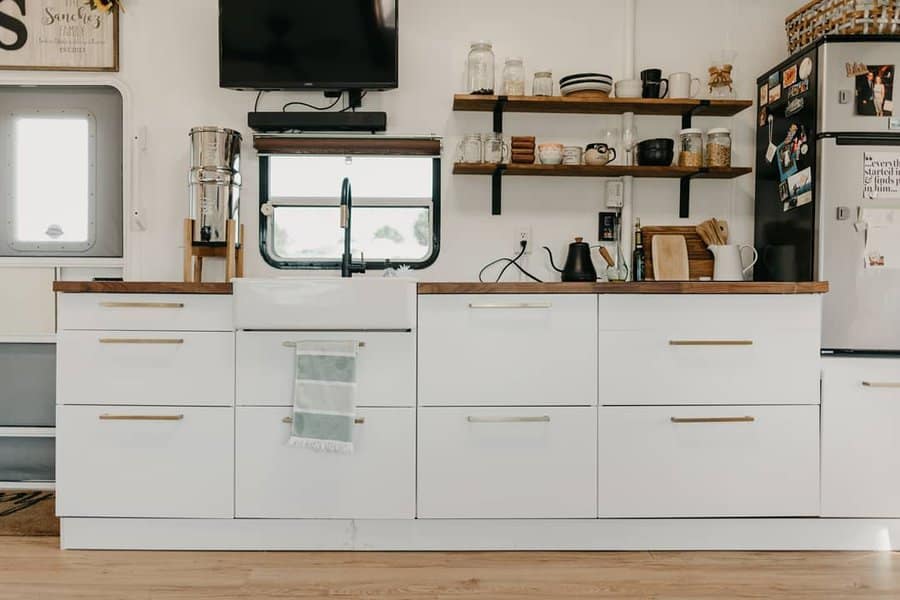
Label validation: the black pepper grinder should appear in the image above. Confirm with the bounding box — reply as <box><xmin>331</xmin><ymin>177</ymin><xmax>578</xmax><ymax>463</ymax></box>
<box><xmin>632</xmin><ymin>218</ymin><xmax>645</xmax><ymax>282</ymax></box>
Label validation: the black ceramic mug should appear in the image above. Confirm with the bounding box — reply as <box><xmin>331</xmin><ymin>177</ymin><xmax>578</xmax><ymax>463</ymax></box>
<box><xmin>641</xmin><ymin>68</ymin><xmax>669</xmax><ymax>99</ymax></box>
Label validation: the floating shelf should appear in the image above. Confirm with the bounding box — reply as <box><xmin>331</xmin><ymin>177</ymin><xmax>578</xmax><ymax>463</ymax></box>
<box><xmin>453</xmin><ymin>163</ymin><xmax>752</xmax><ymax>179</ymax></box>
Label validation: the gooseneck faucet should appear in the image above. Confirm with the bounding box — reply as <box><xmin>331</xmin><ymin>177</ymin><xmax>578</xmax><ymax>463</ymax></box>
<box><xmin>340</xmin><ymin>177</ymin><xmax>366</xmax><ymax>278</ymax></box>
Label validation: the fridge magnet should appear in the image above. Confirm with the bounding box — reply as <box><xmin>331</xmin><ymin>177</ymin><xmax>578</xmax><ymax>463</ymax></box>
<box><xmin>786</xmin><ymin>97</ymin><xmax>805</xmax><ymax>117</ymax></box>
<box><xmin>846</xmin><ymin>62</ymin><xmax>871</xmax><ymax>77</ymax></box>
<box><xmin>783</xmin><ymin>65</ymin><xmax>798</xmax><ymax>88</ymax></box>
<box><xmin>767</xmin><ymin>72</ymin><xmax>781</xmax><ymax>103</ymax></box>
<box><xmin>863</xmin><ymin>152</ymin><xmax>900</xmax><ymax>200</ymax></box>
<box><xmin>779</xmin><ymin>180</ymin><xmax>791</xmax><ymax>203</ymax></box>
<box><xmin>788</xmin><ymin>167</ymin><xmax>812</xmax><ymax>199</ymax></box>
<box><xmin>799</xmin><ymin>57</ymin><xmax>813</xmax><ymax>81</ymax></box>
<box><xmin>759</xmin><ymin>83</ymin><xmax>768</xmax><ymax>107</ymax></box>
<box><xmin>856</xmin><ymin>65</ymin><xmax>895</xmax><ymax>117</ymax></box>
<box><xmin>0</xmin><ymin>0</ymin><xmax>119</xmax><ymax>71</ymax></box>
<box><xmin>862</xmin><ymin>208</ymin><xmax>900</xmax><ymax>269</ymax></box>
<box><xmin>759</xmin><ymin>107</ymin><xmax>768</xmax><ymax>128</ymax></box>
<box><xmin>777</xmin><ymin>143</ymin><xmax>798</xmax><ymax>181</ymax></box>
<box><xmin>788</xmin><ymin>84</ymin><xmax>803</xmax><ymax>99</ymax></box>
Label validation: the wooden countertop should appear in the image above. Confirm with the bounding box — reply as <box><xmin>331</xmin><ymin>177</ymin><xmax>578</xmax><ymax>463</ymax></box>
<box><xmin>417</xmin><ymin>282</ymin><xmax>829</xmax><ymax>294</ymax></box>
<box><xmin>53</xmin><ymin>281</ymin><xmax>233</xmax><ymax>294</ymax></box>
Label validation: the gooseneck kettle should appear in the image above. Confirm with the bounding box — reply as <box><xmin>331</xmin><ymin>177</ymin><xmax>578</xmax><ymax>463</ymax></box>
<box><xmin>543</xmin><ymin>237</ymin><xmax>598</xmax><ymax>282</ymax></box>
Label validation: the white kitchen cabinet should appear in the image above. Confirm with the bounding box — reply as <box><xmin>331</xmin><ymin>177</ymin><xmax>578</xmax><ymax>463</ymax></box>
<box><xmin>822</xmin><ymin>357</ymin><xmax>900</xmax><ymax>517</ymax></box>
<box><xmin>597</xmin><ymin>405</ymin><xmax>820</xmax><ymax>517</ymax></box>
<box><xmin>597</xmin><ymin>295</ymin><xmax>821</xmax><ymax>406</ymax></box>
<box><xmin>235</xmin><ymin>407</ymin><xmax>415</xmax><ymax>519</ymax></box>
<box><xmin>417</xmin><ymin>406</ymin><xmax>598</xmax><ymax>519</ymax></box>
<box><xmin>418</xmin><ymin>295</ymin><xmax>597</xmax><ymax>407</ymax></box>
<box><xmin>57</xmin><ymin>331</ymin><xmax>234</xmax><ymax>407</ymax></box>
<box><xmin>0</xmin><ymin>268</ymin><xmax>56</xmax><ymax>335</ymax></box>
<box><xmin>236</xmin><ymin>331</ymin><xmax>414</xmax><ymax>407</ymax></box>
<box><xmin>58</xmin><ymin>293</ymin><xmax>232</xmax><ymax>332</ymax></box>
<box><xmin>56</xmin><ymin>405</ymin><xmax>233</xmax><ymax>518</ymax></box>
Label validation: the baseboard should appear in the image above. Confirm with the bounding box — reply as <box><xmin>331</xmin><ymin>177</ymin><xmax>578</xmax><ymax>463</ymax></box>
<box><xmin>60</xmin><ymin>517</ymin><xmax>900</xmax><ymax>551</ymax></box>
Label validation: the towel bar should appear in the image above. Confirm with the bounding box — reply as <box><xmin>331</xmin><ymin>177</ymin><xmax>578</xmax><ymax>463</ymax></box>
<box><xmin>282</xmin><ymin>342</ymin><xmax>366</xmax><ymax>348</ymax></box>
<box><xmin>282</xmin><ymin>416</ymin><xmax>365</xmax><ymax>425</ymax></box>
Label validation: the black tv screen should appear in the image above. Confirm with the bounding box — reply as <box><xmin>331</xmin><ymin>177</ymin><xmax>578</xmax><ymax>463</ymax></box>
<box><xmin>219</xmin><ymin>0</ymin><xmax>398</xmax><ymax>91</ymax></box>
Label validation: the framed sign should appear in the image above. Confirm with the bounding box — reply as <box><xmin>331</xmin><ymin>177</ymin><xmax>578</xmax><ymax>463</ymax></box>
<box><xmin>0</xmin><ymin>0</ymin><xmax>119</xmax><ymax>72</ymax></box>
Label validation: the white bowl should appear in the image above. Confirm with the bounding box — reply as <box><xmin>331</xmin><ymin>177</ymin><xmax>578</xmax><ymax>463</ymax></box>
<box><xmin>614</xmin><ymin>80</ymin><xmax>643</xmax><ymax>98</ymax></box>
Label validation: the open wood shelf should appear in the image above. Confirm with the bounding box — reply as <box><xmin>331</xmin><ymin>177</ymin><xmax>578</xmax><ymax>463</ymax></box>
<box><xmin>453</xmin><ymin>163</ymin><xmax>752</xmax><ymax>179</ymax></box>
<box><xmin>452</xmin><ymin>94</ymin><xmax>753</xmax><ymax>117</ymax></box>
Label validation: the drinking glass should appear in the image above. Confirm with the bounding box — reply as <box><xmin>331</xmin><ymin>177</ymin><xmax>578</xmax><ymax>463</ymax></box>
<box><xmin>602</xmin><ymin>128</ymin><xmax>621</xmax><ymax>164</ymax></box>
<box><xmin>622</xmin><ymin>123</ymin><xmax>638</xmax><ymax>166</ymax></box>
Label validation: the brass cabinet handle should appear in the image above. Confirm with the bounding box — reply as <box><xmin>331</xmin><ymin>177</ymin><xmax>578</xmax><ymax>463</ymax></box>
<box><xmin>670</xmin><ymin>416</ymin><xmax>756</xmax><ymax>424</ymax></box>
<box><xmin>282</xmin><ymin>416</ymin><xmax>365</xmax><ymax>424</ymax></box>
<box><xmin>99</xmin><ymin>338</ymin><xmax>185</xmax><ymax>345</ymax></box>
<box><xmin>466</xmin><ymin>416</ymin><xmax>551</xmax><ymax>424</ymax></box>
<box><xmin>99</xmin><ymin>302</ymin><xmax>185</xmax><ymax>309</ymax></box>
<box><xmin>99</xmin><ymin>414</ymin><xmax>184</xmax><ymax>421</ymax></box>
<box><xmin>862</xmin><ymin>382</ymin><xmax>900</xmax><ymax>388</ymax></box>
<box><xmin>669</xmin><ymin>340</ymin><xmax>754</xmax><ymax>346</ymax></box>
<box><xmin>468</xmin><ymin>303</ymin><xmax>553</xmax><ymax>310</ymax></box>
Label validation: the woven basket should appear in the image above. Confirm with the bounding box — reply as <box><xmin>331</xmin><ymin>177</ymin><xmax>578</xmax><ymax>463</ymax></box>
<box><xmin>787</xmin><ymin>0</ymin><xmax>900</xmax><ymax>53</ymax></box>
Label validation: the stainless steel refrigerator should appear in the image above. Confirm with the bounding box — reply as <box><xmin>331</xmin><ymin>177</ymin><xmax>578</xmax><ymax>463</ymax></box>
<box><xmin>755</xmin><ymin>35</ymin><xmax>900</xmax><ymax>353</ymax></box>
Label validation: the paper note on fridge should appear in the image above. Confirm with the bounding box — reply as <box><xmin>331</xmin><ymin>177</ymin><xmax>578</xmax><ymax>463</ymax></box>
<box><xmin>863</xmin><ymin>152</ymin><xmax>900</xmax><ymax>199</ymax></box>
<box><xmin>861</xmin><ymin>208</ymin><xmax>900</xmax><ymax>269</ymax></box>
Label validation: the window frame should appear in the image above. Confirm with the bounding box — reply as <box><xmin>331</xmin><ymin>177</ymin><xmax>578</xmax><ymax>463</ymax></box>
<box><xmin>6</xmin><ymin>109</ymin><xmax>98</xmax><ymax>253</ymax></box>
<box><xmin>258</xmin><ymin>154</ymin><xmax>441</xmax><ymax>271</ymax></box>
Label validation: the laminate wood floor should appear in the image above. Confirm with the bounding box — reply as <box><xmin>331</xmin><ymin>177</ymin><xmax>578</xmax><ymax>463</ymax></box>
<box><xmin>1</xmin><ymin>537</ymin><xmax>899</xmax><ymax>599</ymax></box>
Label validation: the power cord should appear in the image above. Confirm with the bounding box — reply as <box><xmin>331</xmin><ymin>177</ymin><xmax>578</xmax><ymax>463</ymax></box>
<box><xmin>283</xmin><ymin>92</ymin><xmax>344</xmax><ymax>112</ymax></box>
<box><xmin>254</xmin><ymin>90</ymin><xmax>264</xmax><ymax>112</ymax></box>
<box><xmin>478</xmin><ymin>241</ymin><xmax>543</xmax><ymax>283</ymax></box>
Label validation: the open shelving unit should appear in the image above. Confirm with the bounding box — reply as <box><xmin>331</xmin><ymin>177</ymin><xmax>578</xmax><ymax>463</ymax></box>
<box><xmin>452</xmin><ymin>94</ymin><xmax>754</xmax><ymax>216</ymax></box>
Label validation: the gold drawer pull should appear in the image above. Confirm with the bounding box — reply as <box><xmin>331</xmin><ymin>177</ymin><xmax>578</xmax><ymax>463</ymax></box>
<box><xmin>466</xmin><ymin>416</ymin><xmax>551</xmax><ymax>424</ymax></box>
<box><xmin>99</xmin><ymin>414</ymin><xmax>184</xmax><ymax>421</ymax></box>
<box><xmin>671</xmin><ymin>416</ymin><xmax>756</xmax><ymax>424</ymax></box>
<box><xmin>862</xmin><ymin>382</ymin><xmax>900</xmax><ymax>388</ymax></box>
<box><xmin>282</xmin><ymin>416</ymin><xmax>365</xmax><ymax>425</ymax></box>
<box><xmin>99</xmin><ymin>338</ymin><xmax>185</xmax><ymax>345</ymax></box>
<box><xmin>669</xmin><ymin>340</ymin><xmax>753</xmax><ymax>346</ymax></box>
<box><xmin>100</xmin><ymin>302</ymin><xmax>185</xmax><ymax>309</ymax></box>
<box><xmin>468</xmin><ymin>303</ymin><xmax>552</xmax><ymax>310</ymax></box>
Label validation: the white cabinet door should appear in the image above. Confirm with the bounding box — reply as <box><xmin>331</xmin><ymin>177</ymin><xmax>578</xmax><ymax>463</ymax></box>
<box><xmin>597</xmin><ymin>295</ymin><xmax>821</xmax><ymax>406</ymax></box>
<box><xmin>235</xmin><ymin>407</ymin><xmax>415</xmax><ymax>519</ymax></box>
<box><xmin>417</xmin><ymin>407</ymin><xmax>598</xmax><ymax>518</ymax></box>
<box><xmin>58</xmin><ymin>294</ymin><xmax>233</xmax><ymax>331</ymax></box>
<box><xmin>57</xmin><ymin>331</ymin><xmax>234</xmax><ymax>407</ymax></box>
<box><xmin>236</xmin><ymin>332</ymin><xmax>414</xmax><ymax>407</ymax></box>
<box><xmin>822</xmin><ymin>357</ymin><xmax>900</xmax><ymax>517</ymax></box>
<box><xmin>418</xmin><ymin>295</ymin><xmax>597</xmax><ymax>407</ymax></box>
<box><xmin>56</xmin><ymin>406</ymin><xmax>234</xmax><ymax>518</ymax></box>
<box><xmin>597</xmin><ymin>405</ymin><xmax>820</xmax><ymax>517</ymax></box>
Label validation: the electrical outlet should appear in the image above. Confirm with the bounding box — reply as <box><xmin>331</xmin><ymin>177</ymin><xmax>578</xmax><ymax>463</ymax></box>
<box><xmin>515</xmin><ymin>227</ymin><xmax>533</xmax><ymax>254</ymax></box>
<box><xmin>606</xmin><ymin>180</ymin><xmax>624</xmax><ymax>208</ymax></box>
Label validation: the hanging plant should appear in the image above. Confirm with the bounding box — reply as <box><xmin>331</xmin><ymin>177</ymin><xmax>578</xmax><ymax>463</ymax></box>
<box><xmin>84</xmin><ymin>0</ymin><xmax>123</xmax><ymax>13</ymax></box>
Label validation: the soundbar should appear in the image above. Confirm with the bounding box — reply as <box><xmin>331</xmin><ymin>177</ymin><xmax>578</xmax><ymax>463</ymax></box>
<box><xmin>248</xmin><ymin>111</ymin><xmax>387</xmax><ymax>133</ymax></box>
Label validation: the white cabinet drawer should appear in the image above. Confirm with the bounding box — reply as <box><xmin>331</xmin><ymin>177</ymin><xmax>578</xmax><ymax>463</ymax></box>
<box><xmin>236</xmin><ymin>331</ymin><xmax>414</xmax><ymax>407</ymax></box>
<box><xmin>822</xmin><ymin>357</ymin><xmax>900</xmax><ymax>517</ymax></box>
<box><xmin>56</xmin><ymin>406</ymin><xmax>234</xmax><ymax>518</ymax></box>
<box><xmin>597</xmin><ymin>295</ymin><xmax>821</xmax><ymax>406</ymax></box>
<box><xmin>235</xmin><ymin>407</ymin><xmax>414</xmax><ymax>519</ymax></box>
<box><xmin>597</xmin><ymin>405</ymin><xmax>820</xmax><ymax>517</ymax></box>
<box><xmin>57</xmin><ymin>331</ymin><xmax>234</xmax><ymax>407</ymax></box>
<box><xmin>418</xmin><ymin>295</ymin><xmax>597</xmax><ymax>407</ymax></box>
<box><xmin>58</xmin><ymin>294</ymin><xmax>232</xmax><ymax>332</ymax></box>
<box><xmin>417</xmin><ymin>407</ymin><xmax>598</xmax><ymax>518</ymax></box>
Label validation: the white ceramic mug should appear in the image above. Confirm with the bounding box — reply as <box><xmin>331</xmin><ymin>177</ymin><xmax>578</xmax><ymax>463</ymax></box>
<box><xmin>668</xmin><ymin>72</ymin><xmax>701</xmax><ymax>99</ymax></box>
<box><xmin>709</xmin><ymin>244</ymin><xmax>758</xmax><ymax>281</ymax></box>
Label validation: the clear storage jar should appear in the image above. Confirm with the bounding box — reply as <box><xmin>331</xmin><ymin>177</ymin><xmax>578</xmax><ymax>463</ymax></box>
<box><xmin>706</xmin><ymin>128</ymin><xmax>732</xmax><ymax>167</ymax></box>
<box><xmin>503</xmin><ymin>57</ymin><xmax>526</xmax><ymax>96</ymax></box>
<box><xmin>467</xmin><ymin>41</ymin><xmax>495</xmax><ymax>95</ymax></box>
<box><xmin>533</xmin><ymin>70</ymin><xmax>554</xmax><ymax>96</ymax></box>
<box><xmin>678</xmin><ymin>128</ymin><xmax>703</xmax><ymax>167</ymax></box>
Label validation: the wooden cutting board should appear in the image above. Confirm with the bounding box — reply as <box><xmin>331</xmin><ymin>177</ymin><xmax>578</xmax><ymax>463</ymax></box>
<box><xmin>651</xmin><ymin>235</ymin><xmax>689</xmax><ymax>281</ymax></box>
<box><xmin>643</xmin><ymin>226</ymin><xmax>714</xmax><ymax>281</ymax></box>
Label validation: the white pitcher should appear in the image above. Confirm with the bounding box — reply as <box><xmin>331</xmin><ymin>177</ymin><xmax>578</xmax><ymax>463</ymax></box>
<box><xmin>709</xmin><ymin>244</ymin><xmax>758</xmax><ymax>281</ymax></box>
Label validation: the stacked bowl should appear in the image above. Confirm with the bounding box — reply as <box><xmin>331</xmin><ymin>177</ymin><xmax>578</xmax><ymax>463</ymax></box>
<box><xmin>560</xmin><ymin>73</ymin><xmax>613</xmax><ymax>97</ymax></box>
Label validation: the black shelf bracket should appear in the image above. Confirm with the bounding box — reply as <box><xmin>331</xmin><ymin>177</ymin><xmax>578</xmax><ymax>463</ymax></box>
<box><xmin>681</xmin><ymin>99</ymin><xmax>710</xmax><ymax>129</ymax></box>
<box><xmin>679</xmin><ymin>168</ymin><xmax>711</xmax><ymax>219</ymax></box>
<box><xmin>491</xmin><ymin>165</ymin><xmax>507</xmax><ymax>215</ymax></box>
<box><xmin>493</xmin><ymin>96</ymin><xmax>508</xmax><ymax>133</ymax></box>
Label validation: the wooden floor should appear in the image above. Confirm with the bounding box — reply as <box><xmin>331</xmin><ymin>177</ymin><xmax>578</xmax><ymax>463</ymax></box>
<box><xmin>1</xmin><ymin>537</ymin><xmax>900</xmax><ymax>599</ymax></box>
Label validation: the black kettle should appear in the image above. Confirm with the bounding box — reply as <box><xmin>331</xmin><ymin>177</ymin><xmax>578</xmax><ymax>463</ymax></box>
<box><xmin>543</xmin><ymin>238</ymin><xmax>598</xmax><ymax>282</ymax></box>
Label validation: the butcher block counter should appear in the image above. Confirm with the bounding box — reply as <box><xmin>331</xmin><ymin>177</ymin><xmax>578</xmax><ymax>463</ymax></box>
<box><xmin>54</xmin><ymin>281</ymin><xmax>828</xmax><ymax>295</ymax></box>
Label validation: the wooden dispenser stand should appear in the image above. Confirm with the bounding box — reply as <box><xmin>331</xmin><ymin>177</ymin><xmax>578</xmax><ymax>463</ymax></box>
<box><xmin>183</xmin><ymin>218</ymin><xmax>244</xmax><ymax>282</ymax></box>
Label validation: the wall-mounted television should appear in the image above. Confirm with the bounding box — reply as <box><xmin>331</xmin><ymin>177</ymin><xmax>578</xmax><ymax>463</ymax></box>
<box><xmin>219</xmin><ymin>0</ymin><xmax>398</xmax><ymax>91</ymax></box>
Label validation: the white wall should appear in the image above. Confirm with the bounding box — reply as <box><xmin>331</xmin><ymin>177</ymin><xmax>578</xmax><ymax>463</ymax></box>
<box><xmin>0</xmin><ymin>0</ymin><xmax>808</xmax><ymax>282</ymax></box>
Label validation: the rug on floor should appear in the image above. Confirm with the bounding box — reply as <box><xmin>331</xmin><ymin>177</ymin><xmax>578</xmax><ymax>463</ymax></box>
<box><xmin>0</xmin><ymin>491</ymin><xmax>59</xmax><ymax>536</ymax></box>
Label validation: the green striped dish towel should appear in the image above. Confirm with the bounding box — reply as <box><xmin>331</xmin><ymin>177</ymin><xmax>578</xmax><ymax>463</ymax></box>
<box><xmin>289</xmin><ymin>341</ymin><xmax>358</xmax><ymax>453</ymax></box>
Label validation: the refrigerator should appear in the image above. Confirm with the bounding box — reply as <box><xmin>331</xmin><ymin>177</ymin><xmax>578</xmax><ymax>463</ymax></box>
<box><xmin>754</xmin><ymin>35</ymin><xmax>900</xmax><ymax>353</ymax></box>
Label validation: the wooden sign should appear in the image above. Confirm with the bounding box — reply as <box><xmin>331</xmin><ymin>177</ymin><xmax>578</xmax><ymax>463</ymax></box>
<box><xmin>0</xmin><ymin>0</ymin><xmax>118</xmax><ymax>72</ymax></box>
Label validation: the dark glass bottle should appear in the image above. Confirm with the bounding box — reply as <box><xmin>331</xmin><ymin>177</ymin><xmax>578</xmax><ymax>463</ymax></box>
<box><xmin>632</xmin><ymin>218</ymin><xmax>645</xmax><ymax>282</ymax></box>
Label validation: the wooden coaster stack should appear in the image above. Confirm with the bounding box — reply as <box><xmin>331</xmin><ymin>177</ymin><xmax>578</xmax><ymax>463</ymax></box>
<box><xmin>511</xmin><ymin>136</ymin><xmax>536</xmax><ymax>164</ymax></box>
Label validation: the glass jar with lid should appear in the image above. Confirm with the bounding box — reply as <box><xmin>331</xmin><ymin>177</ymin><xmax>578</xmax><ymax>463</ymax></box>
<box><xmin>677</xmin><ymin>128</ymin><xmax>703</xmax><ymax>167</ymax></box>
<box><xmin>467</xmin><ymin>41</ymin><xmax>495</xmax><ymax>95</ymax></box>
<box><xmin>706</xmin><ymin>128</ymin><xmax>732</xmax><ymax>167</ymax></box>
<box><xmin>502</xmin><ymin>57</ymin><xmax>526</xmax><ymax>96</ymax></box>
<box><xmin>533</xmin><ymin>70</ymin><xmax>554</xmax><ymax>96</ymax></box>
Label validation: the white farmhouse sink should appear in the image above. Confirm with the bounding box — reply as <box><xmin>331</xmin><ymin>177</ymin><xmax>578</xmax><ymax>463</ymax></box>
<box><xmin>233</xmin><ymin>277</ymin><xmax>417</xmax><ymax>330</ymax></box>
